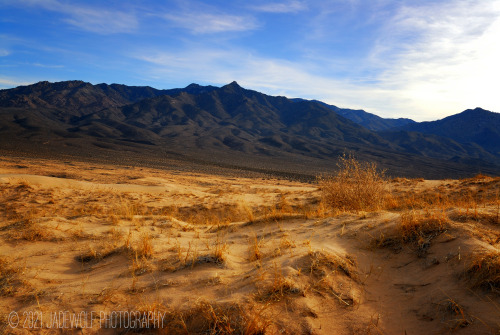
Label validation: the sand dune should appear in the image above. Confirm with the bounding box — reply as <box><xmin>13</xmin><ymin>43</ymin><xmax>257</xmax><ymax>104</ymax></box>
<box><xmin>0</xmin><ymin>156</ymin><xmax>499</xmax><ymax>334</ymax></box>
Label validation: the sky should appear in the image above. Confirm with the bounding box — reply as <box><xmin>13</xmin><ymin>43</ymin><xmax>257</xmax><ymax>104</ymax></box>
<box><xmin>1</xmin><ymin>0</ymin><xmax>499</xmax><ymax>121</ymax></box>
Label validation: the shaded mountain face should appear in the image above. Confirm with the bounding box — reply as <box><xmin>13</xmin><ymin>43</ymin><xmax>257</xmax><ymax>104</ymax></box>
<box><xmin>0</xmin><ymin>80</ymin><xmax>218</xmax><ymax>114</ymax></box>
<box><xmin>0</xmin><ymin>80</ymin><xmax>499</xmax><ymax>179</ymax></box>
<box><xmin>301</xmin><ymin>100</ymin><xmax>416</xmax><ymax>131</ymax></box>
<box><xmin>397</xmin><ymin>108</ymin><xmax>500</xmax><ymax>154</ymax></box>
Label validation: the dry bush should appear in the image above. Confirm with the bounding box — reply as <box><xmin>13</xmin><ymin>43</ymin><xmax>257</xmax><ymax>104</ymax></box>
<box><xmin>318</xmin><ymin>154</ymin><xmax>387</xmax><ymax>212</ymax></box>
<box><xmin>76</xmin><ymin>241</ymin><xmax>123</xmax><ymax>263</ymax></box>
<box><xmin>376</xmin><ymin>210</ymin><xmax>448</xmax><ymax>255</ymax></box>
<box><xmin>212</xmin><ymin>234</ymin><xmax>228</xmax><ymax>264</ymax></box>
<box><xmin>240</xmin><ymin>202</ymin><xmax>255</xmax><ymax>222</ymax></box>
<box><xmin>399</xmin><ymin>210</ymin><xmax>448</xmax><ymax>243</ymax></box>
<box><xmin>256</xmin><ymin>263</ymin><xmax>301</xmax><ymax>302</ymax></box>
<box><xmin>450</xmin><ymin>210</ymin><xmax>499</xmax><ymax>225</ymax></box>
<box><xmin>113</xmin><ymin>196</ymin><xmax>148</xmax><ymax>221</ymax></box>
<box><xmin>465</xmin><ymin>250</ymin><xmax>500</xmax><ymax>293</ymax></box>
<box><xmin>248</xmin><ymin>234</ymin><xmax>264</xmax><ymax>262</ymax></box>
<box><xmin>7</xmin><ymin>215</ymin><xmax>54</xmax><ymax>242</ymax></box>
<box><xmin>279</xmin><ymin>236</ymin><xmax>296</xmax><ymax>251</ymax></box>
<box><xmin>135</xmin><ymin>232</ymin><xmax>154</xmax><ymax>258</ymax></box>
<box><xmin>162</xmin><ymin>237</ymin><xmax>226</xmax><ymax>272</ymax></box>
<box><xmin>132</xmin><ymin>301</ymin><xmax>271</xmax><ymax>334</ymax></box>
<box><xmin>305</xmin><ymin>250</ymin><xmax>357</xmax><ymax>280</ymax></box>
<box><xmin>0</xmin><ymin>256</ymin><xmax>24</xmax><ymax>296</ymax></box>
<box><xmin>435</xmin><ymin>298</ymin><xmax>474</xmax><ymax>331</ymax></box>
<box><xmin>130</xmin><ymin>253</ymin><xmax>155</xmax><ymax>276</ymax></box>
<box><xmin>162</xmin><ymin>203</ymin><xmax>246</xmax><ymax>226</ymax></box>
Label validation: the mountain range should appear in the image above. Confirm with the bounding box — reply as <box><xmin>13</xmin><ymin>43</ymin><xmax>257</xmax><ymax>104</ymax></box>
<box><xmin>0</xmin><ymin>80</ymin><xmax>499</xmax><ymax>179</ymax></box>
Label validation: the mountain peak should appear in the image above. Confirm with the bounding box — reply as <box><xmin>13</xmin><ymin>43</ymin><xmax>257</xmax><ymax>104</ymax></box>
<box><xmin>219</xmin><ymin>81</ymin><xmax>244</xmax><ymax>94</ymax></box>
<box><xmin>465</xmin><ymin>107</ymin><xmax>492</xmax><ymax>114</ymax></box>
<box><xmin>223</xmin><ymin>81</ymin><xmax>242</xmax><ymax>89</ymax></box>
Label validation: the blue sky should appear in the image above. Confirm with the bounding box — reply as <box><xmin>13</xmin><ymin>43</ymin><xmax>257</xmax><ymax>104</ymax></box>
<box><xmin>1</xmin><ymin>0</ymin><xmax>499</xmax><ymax>121</ymax></box>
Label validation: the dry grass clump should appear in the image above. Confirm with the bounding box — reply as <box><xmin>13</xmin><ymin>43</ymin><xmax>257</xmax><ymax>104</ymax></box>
<box><xmin>151</xmin><ymin>301</ymin><xmax>271</xmax><ymax>335</ymax></box>
<box><xmin>318</xmin><ymin>154</ymin><xmax>387</xmax><ymax>212</ymax></box>
<box><xmin>398</xmin><ymin>210</ymin><xmax>448</xmax><ymax>243</ymax></box>
<box><xmin>0</xmin><ymin>256</ymin><xmax>24</xmax><ymax>296</ymax></box>
<box><xmin>127</xmin><ymin>301</ymin><xmax>270</xmax><ymax>334</ymax></box>
<box><xmin>76</xmin><ymin>241</ymin><xmax>124</xmax><ymax>263</ymax></box>
<box><xmin>135</xmin><ymin>232</ymin><xmax>155</xmax><ymax>258</ymax></box>
<box><xmin>305</xmin><ymin>250</ymin><xmax>357</xmax><ymax>280</ymax></box>
<box><xmin>212</xmin><ymin>234</ymin><xmax>228</xmax><ymax>264</ymax></box>
<box><xmin>7</xmin><ymin>215</ymin><xmax>55</xmax><ymax>242</ymax></box>
<box><xmin>376</xmin><ymin>210</ymin><xmax>448</xmax><ymax>255</ymax></box>
<box><xmin>436</xmin><ymin>298</ymin><xmax>474</xmax><ymax>331</ymax></box>
<box><xmin>130</xmin><ymin>253</ymin><xmax>155</xmax><ymax>277</ymax></box>
<box><xmin>256</xmin><ymin>263</ymin><xmax>301</xmax><ymax>302</ymax></box>
<box><xmin>450</xmin><ymin>211</ymin><xmax>499</xmax><ymax>225</ymax></box>
<box><xmin>248</xmin><ymin>234</ymin><xmax>264</xmax><ymax>261</ymax></box>
<box><xmin>161</xmin><ymin>203</ymin><xmax>247</xmax><ymax>226</ymax></box>
<box><xmin>162</xmin><ymin>237</ymin><xmax>226</xmax><ymax>272</ymax></box>
<box><xmin>465</xmin><ymin>250</ymin><xmax>500</xmax><ymax>293</ymax></box>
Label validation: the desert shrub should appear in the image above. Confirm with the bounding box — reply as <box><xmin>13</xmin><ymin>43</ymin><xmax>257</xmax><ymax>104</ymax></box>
<box><xmin>131</xmin><ymin>301</ymin><xmax>270</xmax><ymax>334</ymax></box>
<box><xmin>466</xmin><ymin>250</ymin><xmax>500</xmax><ymax>293</ymax></box>
<box><xmin>0</xmin><ymin>256</ymin><xmax>24</xmax><ymax>296</ymax></box>
<box><xmin>318</xmin><ymin>154</ymin><xmax>387</xmax><ymax>212</ymax></box>
<box><xmin>399</xmin><ymin>210</ymin><xmax>448</xmax><ymax>243</ymax></box>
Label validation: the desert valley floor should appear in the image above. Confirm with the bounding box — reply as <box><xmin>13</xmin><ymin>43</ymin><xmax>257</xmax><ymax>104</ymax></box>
<box><xmin>0</xmin><ymin>155</ymin><xmax>499</xmax><ymax>334</ymax></box>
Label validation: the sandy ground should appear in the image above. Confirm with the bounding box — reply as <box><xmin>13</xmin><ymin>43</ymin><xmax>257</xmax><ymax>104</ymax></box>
<box><xmin>0</xmin><ymin>155</ymin><xmax>499</xmax><ymax>334</ymax></box>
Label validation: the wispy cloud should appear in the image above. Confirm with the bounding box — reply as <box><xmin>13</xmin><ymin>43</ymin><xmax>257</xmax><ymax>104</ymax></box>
<box><xmin>0</xmin><ymin>77</ymin><xmax>32</xmax><ymax>89</ymax></box>
<box><xmin>61</xmin><ymin>6</ymin><xmax>138</xmax><ymax>34</ymax></box>
<box><xmin>250</xmin><ymin>1</ymin><xmax>307</xmax><ymax>13</ymax></box>
<box><xmin>367</xmin><ymin>0</ymin><xmax>500</xmax><ymax>119</ymax></box>
<box><xmin>0</xmin><ymin>49</ymin><xmax>10</xmax><ymax>57</ymax></box>
<box><xmin>32</xmin><ymin>63</ymin><xmax>64</xmax><ymax>69</ymax></box>
<box><xmin>14</xmin><ymin>0</ymin><xmax>138</xmax><ymax>34</ymax></box>
<box><xmin>160</xmin><ymin>3</ymin><xmax>258</xmax><ymax>34</ymax></box>
<box><xmin>133</xmin><ymin>47</ymin><xmax>399</xmax><ymax>115</ymax></box>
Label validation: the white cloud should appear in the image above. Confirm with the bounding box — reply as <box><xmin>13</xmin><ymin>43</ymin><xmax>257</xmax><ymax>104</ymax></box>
<box><xmin>0</xmin><ymin>77</ymin><xmax>32</xmax><ymax>89</ymax></box>
<box><xmin>0</xmin><ymin>49</ymin><xmax>9</xmax><ymax>56</ymax></box>
<box><xmin>250</xmin><ymin>1</ymin><xmax>307</xmax><ymax>13</ymax></box>
<box><xmin>161</xmin><ymin>10</ymin><xmax>258</xmax><ymax>34</ymax></box>
<box><xmin>13</xmin><ymin>0</ymin><xmax>138</xmax><ymax>34</ymax></box>
<box><xmin>61</xmin><ymin>6</ymin><xmax>138</xmax><ymax>34</ymax></box>
<box><xmin>133</xmin><ymin>47</ymin><xmax>393</xmax><ymax>113</ymax></box>
<box><xmin>366</xmin><ymin>0</ymin><xmax>500</xmax><ymax>119</ymax></box>
<box><xmin>32</xmin><ymin>63</ymin><xmax>64</xmax><ymax>68</ymax></box>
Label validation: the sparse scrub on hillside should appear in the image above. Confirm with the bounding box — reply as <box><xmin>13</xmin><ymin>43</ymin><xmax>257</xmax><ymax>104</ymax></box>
<box><xmin>76</xmin><ymin>241</ymin><xmax>123</xmax><ymax>263</ymax></box>
<box><xmin>256</xmin><ymin>262</ymin><xmax>301</xmax><ymax>302</ymax></box>
<box><xmin>399</xmin><ymin>210</ymin><xmax>448</xmax><ymax>244</ymax></box>
<box><xmin>7</xmin><ymin>214</ymin><xmax>55</xmax><ymax>242</ymax></box>
<box><xmin>0</xmin><ymin>256</ymin><xmax>27</xmax><ymax>296</ymax></box>
<box><xmin>374</xmin><ymin>210</ymin><xmax>449</xmax><ymax>255</ymax></box>
<box><xmin>305</xmin><ymin>250</ymin><xmax>357</xmax><ymax>280</ymax></box>
<box><xmin>436</xmin><ymin>298</ymin><xmax>474</xmax><ymax>331</ymax></box>
<box><xmin>466</xmin><ymin>250</ymin><xmax>500</xmax><ymax>293</ymax></box>
<box><xmin>318</xmin><ymin>154</ymin><xmax>387</xmax><ymax>212</ymax></box>
<box><xmin>248</xmin><ymin>234</ymin><xmax>264</xmax><ymax>261</ymax></box>
<box><xmin>132</xmin><ymin>300</ymin><xmax>271</xmax><ymax>334</ymax></box>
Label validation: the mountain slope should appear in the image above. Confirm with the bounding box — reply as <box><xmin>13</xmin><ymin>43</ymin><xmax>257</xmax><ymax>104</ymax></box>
<box><xmin>306</xmin><ymin>100</ymin><xmax>416</xmax><ymax>131</ymax></box>
<box><xmin>0</xmin><ymin>81</ymin><xmax>498</xmax><ymax>178</ymax></box>
<box><xmin>398</xmin><ymin>108</ymin><xmax>500</xmax><ymax>154</ymax></box>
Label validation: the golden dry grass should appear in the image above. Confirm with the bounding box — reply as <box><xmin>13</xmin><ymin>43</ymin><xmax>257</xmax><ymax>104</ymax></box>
<box><xmin>466</xmin><ymin>250</ymin><xmax>500</xmax><ymax>293</ymax></box>
<box><xmin>318</xmin><ymin>154</ymin><xmax>387</xmax><ymax>212</ymax></box>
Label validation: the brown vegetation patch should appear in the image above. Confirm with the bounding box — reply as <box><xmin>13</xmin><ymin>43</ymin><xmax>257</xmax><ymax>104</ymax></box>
<box><xmin>318</xmin><ymin>154</ymin><xmax>387</xmax><ymax>212</ymax></box>
<box><xmin>465</xmin><ymin>250</ymin><xmax>500</xmax><ymax>293</ymax></box>
<box><xmin>0</xmin><ymin>256</ymin><xmax>25</xmax><ymax>296</ymax></box>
